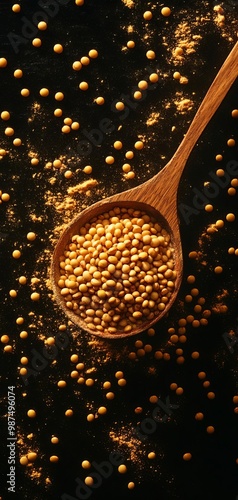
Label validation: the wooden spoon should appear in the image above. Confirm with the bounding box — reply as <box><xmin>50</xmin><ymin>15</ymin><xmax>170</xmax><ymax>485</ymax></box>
<box><xmin>51</xmin><ymin>41</ymin><xmax>238</xmax><ymax>339</ymax></box>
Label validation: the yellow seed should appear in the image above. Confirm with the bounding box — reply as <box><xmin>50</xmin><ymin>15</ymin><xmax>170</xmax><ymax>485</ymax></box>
<box><xmin>54</xmin><ymin>44</ymin><xmax>63</xmax><ymax>53</ymax></box>
<box><xmin>205</xmin><ymin>204</ymin><xmax>213</xmax><ymax>212</ymax></box>
<box><xmin>5</xmin><ymin>127</ymin><xmax>14</xmax><ymax>136</ymax></box>
<box><xmin>55</xmin><ymin>92</ymin><xmax>64</xmax><ymax>101</ymax></box>
<box><xmin>50</xmin><ymin>455</ymin><xmax>59</xmax><ymax>462</ymax></box>
<box><xmin>1</xmin><ymin>192</ymin><xmax>10</xmax><ymax>201</ymax></box>
<box><xmin>146</xmin><ymin>50</ymin><xmax>156</xmax><ymax>60</ymax></box>
<box><xmin>32</xmin><ymin>38</ymin><xmax>42</xmax><ymax>47</ymax></box>
<box><xmin>82</xmin><ymin>460</ymin><xmax>91</xmax><ymax>469</ymax></box>
<box><xmin>1</xmin><ymin>335</ymin><xmax>9</xmax><ymax>344</ymax></box>
<box><xmin>27</xmin><ymin>232</ymin><xmax>36</xmax><ymax>241</ymax></box>
<box><xmin>206</xmin><ymin>425</ymin><xmax>215</xmax><ymax>434</ymax></box>
<box><xmin>12</xmin><ymin>250</ymin><xmax>21</xmax><ymax>259</ymax></box>
<box><xmin>27</xmin><ymin>452</ymin><xmax>37</xmax><ymax>462</ymax></box>
<box><xmin>134</xmin><ymin>141</ymin><xmax>144</xmax><ymax>150</ymax></box>
<box><xmin>38</xmin><ymin>21</ymin><xmax>47</xmax><ymax>30</ymax></box>
<box><xmin>227</xmin><ymin>138</ymin><xmax>235</xmax><ymax>147</ymax></box>
<box><xmin>14</xmin><ymin>69</ymin><xmax>23</xmax><ymax>78</ymax></box>
<box><xmin>215</xmin><ymin>154</ymin><xmax>223</xmax><ymax>162</ymax></box>
<box><xmin>83</xmin><ymin>165</ymin><xmax>92</xmax><ymax>174</ymax></box>
<box><xmin>27</xmin><ymin>409</ymin><xmax>36</xmax><ymax>418</ymax></box>
<box><xmin>1</xmin><ymin>111</ymin><xmax>10</xmax><ymax>120</ymax></box>
<box><xmin>71</xmin><ymin>121</ymin><xmax>80</xmax><ymax>130</ymax></box>
<box><xmin>61</xmin><ymin>125</ymin><xmax>71</xmax><ymax>134</ymax></box>
<box><xmin>118</xmin><ymin>464</ymin><xmax>127</xmax><ymax>473</ymax></box>
<box><xmin>88</xmin><ymin>49</ymin><xmax>98</xmax><ymax>58</ymax></box>
<box><xmin>58</xmin><ymin>380</ymin><xmax>67</xmax><ymax>388</ymax></box>
<box><xmin>127</xmin><ymin>40</ymin><xmax>135</xmax><ymax>48</ymax></box>
<box><xmin>95</xmin><ymin>96</ymin><xmax>104</xmax><ymax>105</ymax></box>
<box><xmin>81</xmin><ymin>56</ymin><xmax>90</xmax><ymax>66</ymax></box>
<box><xmin>214</xmin><ymin>266</ymin><xmax>223</xmax><ymax>274</ymax></box>
<box><xmin>79</xmin><ymin>81</ymin><xmax>89</xmax><ymax>91</ymax></box>
<box><xmin>13</xmin><ymin>138</ymin><xmax>22</xmax><ymax>146</ymax></box>
<box><xmin>149</xmin><ymin>73</ymin><xmax>159</xmax><ymax>83</ymax></box>
<box><xmin>20</xmin><ymin>456</ymin><xmax>28</xmax><ymax>465</ymax></box>
<box><xmin>226</xmin><ymin>213</ymin><xmax>235</xmax><ymax>222</ymax></box>
<box><xmin>65</xmin><ymin>409</ymin><xmax>73</xmax><ymax>417</ymax></box>
<box><xmin>105</xmin><ymin>156</ymin><xmax>115</xmax><ymax>164</ymax></box>
<box><xmin>72</xmin><ymin>61</ymin><xmax>82</xmax><ymax>71</ymax></box>
<box><xmin>39</xmin><ymin>88</ymin><xmax>49</xmax><ymax>97</ymax></box>
<box><xmin>75</xmin><ymin>0</ymin><xmax>84</xmax><ymax>5</ymax></box>
<box><xmin>148</xmin><ymin>452</ymin><xmax>156</xmax><ymax>459</ymax></box>
<box><xmin>12</xmin><ymin>4</ymin><xmax>21</xmax><ymax>12</ymax></box>
<box><xmin>0</xmin><ymin>58</ymin><xmax>7</xmax><ymax>68</ymax></box>
<box><xmin>173</xmin><ymin>71</ymin><xmax>181</xmax><ymax>80</ymax></box>
<box><xmin>161</xmin><ymin>7</ymin><xmax>171</xmax><ymax>16</ymax></box>
<box><xmin>30</xmin><ymin>292</ymin><xmax>40</xmax><ymax>301</ymax></box>
<box><xmin>143</xmin><ymin>11</ymin><xmax>153</xmax><ymax>20</ymax></box>
<box><xmin>128</xmin><ymin>482</ymin><xmax>135</xmax><ymax>489</ymax></box>
<box><xmin>54</xmin><ymin>108</ymin><xmax>63</xmax><ymax>117</ymax></box>
<box><xmin>85</xmin><ymin>477</ymin><xmax>94</xmax><ymax>486</ymax></box>
<box><xmin>231</xmin><ymin>109</ymin><xmax>238</xmax><ymax>118</ymax></box>
<box><xmin>98</xmin><ymin>406</ymin><xmax>107</xmax><ymax>415</ymax></box>
<box><xmin>114</xmin><ymin>141</ymin><xmax>123</xmax><ymax>150</ymax></box>
<box><xmin>183</xmin><ymin>453</ymin><xmax>192</xmax><ymax>461</ymax></box>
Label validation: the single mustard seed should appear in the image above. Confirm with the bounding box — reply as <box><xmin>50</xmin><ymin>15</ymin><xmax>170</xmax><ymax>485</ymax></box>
<box><xmin>1</xmin><ymin>111</ymin><xmax>10</xmax><ymax>120</ymax></box>
<box><xmin>0</xmin><ymin>58</ymin><xmax>7</xmax><ymax>67</ymax></box>
<box><xmin>14</xmin><ymin>69</ymin><xmax>23</xmax><ymax>78</ymax></box>
<box><xmin>118</xmin><ymin>464</ymin><xmax>127</xmax><ymax>474</ymax></box>
<box><xmin>183</xmin><ymin>453</ymin><xmax>192</xmax><ymax>461</ymax></box>
<box><xmin>32</xmin><ymin>38</ymin><xmax>42</xmax><ymax>47</ymax></box>
<box><xmin>161</xmin><ymin>6</ymin><xmax>171</xmax><ymax>16</ymax></box>
<box><xmin>128</xmin><ymin>482</ymin><xmax>135</xmax><ymax>490</ymax></box>
<box><xmin>88</xmin><ymin>49</ymin><xmax>98</xmax><ymax>58</ymax></box>
<box><xmin>38</xmin><ymin>21</ymin><xmax>47</xmax><ymax>30</ymax></box>
<box><xmin>55</xmin><ymin>92</ymin><xmax>64</xmax><ymax>101</ymax></box>
<box><xmin>143</xmin><ymin>10</ymin><xmax>153</xmax><ymax>20</ymax></box>
<box><xmin>227</xmin><ymin>138</ymin><xmax>235</xmax><ymax>147</ymax></box>
<box><xmin>105</xmin><ymin>156</ymin><xmax>115</xmax><ymax>164</ymax></box>
<box><xmin>146</xmin><ymin>50</ymin><xmax>156</xmax><ymax>60</ymax></box>
<box><xmin>94</xmin><ymin>97</ymin><xmax>104</xmax><ymax>106</ymax></box>
<box><xmin>226</xmin><ymin>213</ymin><xmax>235</xmax><ymax>222</ymax></box>
<box><xmin>127</xmin><ymin>40</ymin><xmax>135</xmax><ymax>48</ymax></box>
<box><xmin>5</xmin><ymin>127</ymin><xmax>14</xmax><ymax>136</ymax></box>
<box><xmin>83</xmin><ymin>165</ymin><xmax>93</xmax><ymax>175</ymax></box>
<box><xmin>39</xmin><ymin>88</ymin><xmax>49</xmax><ymax>97</ymax></box>
<box><xmin>27</xmin><ymin>232</ymin><xmax>36</xmax><ymax>241</ymax></box>
<box><xmin>30</xmin><ymin>292</ymin><xmax>40</xmax><ymax>301</ymax></box>
<box><xmin>231</xmin><ymin>109</ymin><xmax>238</xmax><ymax>118</ymax></box>
<box><xmin>54</xmin><ymin>44</ymin><xmax>63</xmax><ymax>53</ymax></box>
<box><xmin>12</xmin><ymin>4</ymin><xmax>21</xmax><ymax>12</ymax></box>
<box><xmin>79</xmin><ymin>81</ymin><xmax>89</xmax><ymax>91</ymax></box>
<box><xmin>72</xmin><ymin>61</ymin><xmax>82</xmax><ymax>71</ymax></box>
<box><xmin>81</xmin><ymin>56</ymin><xmax>90</xmax><ymax>66</ymax></box>
<box><xmin>12</xmin><ymin>249</ymin><xmax>21</xmax><ymax>259</ymax></box>
<box><xmin>27</xmin><ymin>409</ymin><xmax>36</xmax><ymax>418</ymax></box>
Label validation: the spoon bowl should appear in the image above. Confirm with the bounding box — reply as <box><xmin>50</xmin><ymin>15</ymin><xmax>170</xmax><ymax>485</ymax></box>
<box><xmin>51</xmin><ymin>41</ymin><xmax>238</xmax><ymax>339</ymax></box>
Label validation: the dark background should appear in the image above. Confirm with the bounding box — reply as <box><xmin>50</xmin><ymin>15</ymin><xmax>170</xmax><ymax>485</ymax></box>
<box><xmin>0</xmin><ymin>1</ymin><xmax>238</xmax><ymax>499</ymax></box>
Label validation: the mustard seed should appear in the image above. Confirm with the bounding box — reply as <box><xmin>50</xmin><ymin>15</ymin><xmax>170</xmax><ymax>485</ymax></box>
<box><xmin>57</xmin><ymin>207</ymin><xmax>176</xmax><ymax>334</ymax></box>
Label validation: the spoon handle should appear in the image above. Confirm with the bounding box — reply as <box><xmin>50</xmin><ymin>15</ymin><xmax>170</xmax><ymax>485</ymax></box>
<box><xmin>171</xmin><ymin>40</ymin><xmax>238</xmax><ymax>177</ymax></box>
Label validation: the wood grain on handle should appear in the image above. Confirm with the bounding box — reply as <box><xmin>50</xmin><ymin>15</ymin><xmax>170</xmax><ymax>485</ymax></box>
<box><xmin>173</xmin><ymin>40</ymin><xmax>238</xmax><ymax>176</ymax></box>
